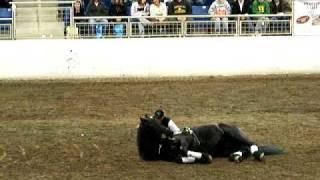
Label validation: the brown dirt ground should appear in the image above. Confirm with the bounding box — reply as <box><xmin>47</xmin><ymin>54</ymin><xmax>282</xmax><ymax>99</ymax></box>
<box><xmin>0</xmin><ymin>75</ymin><xmax>319</xmax><ymax>180</ymax></box>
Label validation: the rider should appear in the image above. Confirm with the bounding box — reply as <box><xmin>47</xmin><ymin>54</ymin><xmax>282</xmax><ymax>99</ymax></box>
<box><xmin>153</xmin><ymin>109</ymin><xmax>181</xmax><ymax>135</ymax></box>
<box><xmin>153</xmin><ymin>109</ymin><xmax>212</xmax><ymax>163</ymax></box>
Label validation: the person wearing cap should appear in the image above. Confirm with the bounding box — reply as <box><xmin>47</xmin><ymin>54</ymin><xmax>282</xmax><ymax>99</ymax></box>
<box><xmin>153</xmin><ymin>109</ymin><xmax>181</xmax><ymax>135</ymax></box>
<box><xmin>153</xmin><ymin>109</ymin><xmax>213</xmax><ymax>164</ymax></box>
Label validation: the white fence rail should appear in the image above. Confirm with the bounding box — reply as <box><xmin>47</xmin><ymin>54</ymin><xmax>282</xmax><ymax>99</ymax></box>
<box><xmin>72</xmin><ymin>14</ymin><xmax>292</xmax><ymax>39</ymax></box>
<box><xmin>0</xmin><ymin>21</ymin><xmax>12</xmax><ymax>39</ymax></box>
<box><xmin>0</xmin><ymin>1</ymin><xmax>293</xmax><ymax>40</ymax></box>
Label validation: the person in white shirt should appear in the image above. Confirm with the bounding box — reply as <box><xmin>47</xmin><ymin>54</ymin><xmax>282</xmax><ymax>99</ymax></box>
<box><xmin>150</xmin><ymin>0</ymin><xmax>167</xmax><ymax>22</ymax></box>
<box><xmin>153</xmin><ymin>109</ymin><xmax>181</xmax><ymax>135</ymax></box>
<box><xmin>131</xmin><ymin>0</ymin><xmax>150</xmax><ymax>35</ymax></box>
<box><xmin>208</xmin><ymin>0</ymin><xmax>231</xmax><ymax>33</ymax></box>
<box><xmin>149</xmin><ymin>0</ymin><xmax>168</xmax><ymax>34</ymax></box>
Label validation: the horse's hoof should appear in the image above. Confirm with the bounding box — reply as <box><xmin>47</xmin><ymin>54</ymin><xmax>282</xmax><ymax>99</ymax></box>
<box><xmin>253</xmin><ymin>151</ymin><xmax>265</xmax><ymax>161</ymax></box>
<box><xmin>234</xmin><ymin>155</ymin><xmax>243</xmax><ymax>163</ymax></box>
<box><xmin>229</xmin><ymin>154</ymin><xmax>243</xmax><ymax>163</ymax></box>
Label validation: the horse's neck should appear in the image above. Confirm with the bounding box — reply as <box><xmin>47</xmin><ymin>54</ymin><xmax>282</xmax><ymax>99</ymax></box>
<box><xmin>175</xmin><ymin>134</ymin><xmax>195</xmax><ymax>147</ymax></box>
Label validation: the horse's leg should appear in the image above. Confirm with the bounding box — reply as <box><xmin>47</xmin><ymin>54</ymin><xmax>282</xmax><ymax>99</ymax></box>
<box><xmin>228</xmin><ymin>145</ymin><xmax>253</xmax><ymax>163</ymax></box>
<box><xmin>187</xmin><ymin>151</ymin><xmax>212</xmax><ymax>164</ymax></box>
<box><xmin>176</xmin><ymin>156</ymin><xmax>197</xmax><ymax>164</ymax></box>
<box><xmin>228</xmin><ymin>145</ymin><xmax>264</xmax><ymax>162</ymax></box>
<box><xmin>218</xmin><ymin>123</ymin><xmax>254</xmax><ymax>146</ymax></box>
<box><xmin>218</xmin><ymin>123</ymin><xmax>265</xmax><ymax>161</ymax></box>
<box><xmin>175</xmin><ymin>151</ymin><xmax>212</xmax><ymax>164</ymax></box>
<box><xmin>174</xmin><ymin>136</ymin><xmax>212</xmax><ymax>164</ymax></box>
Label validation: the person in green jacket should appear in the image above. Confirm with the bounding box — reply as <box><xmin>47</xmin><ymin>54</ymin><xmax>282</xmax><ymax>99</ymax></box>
<box><xmin>251</xmin><ymin>0</ymin><xmax>270</xmax><ymax>33</ymax></box>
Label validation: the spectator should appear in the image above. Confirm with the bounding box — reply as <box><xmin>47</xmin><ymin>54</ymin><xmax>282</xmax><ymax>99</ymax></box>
<box><xmin>109</xmin><ymin>0</ymin><xmax>127</xmax><ymax>37</ymax></box>
<box><xmin>87</xmin><ymin>0</ymin><xmax>109</xmax><ymax>23</ymax></box>
<box><xmin>150</xmin><ymin>0</ymin><xmax>167</xmax><ymax>22</ymax></box>
<box><xmin>109</xmin><ymin>0</ymin><xmax>127</xmax><ymax>18</ymax></box>
<box><xmin>71</xmin><ymin>0</ymin><xmax>85</xmax><ymax>37</ymax></box>
<box><xmin>131</xmin><ymin>0</ymin><xmax>150</xmax><ymax>16</ymax></box>
<box><xmin>167</xmin><ymin>0</ymin><xmax>192</xmax><ymax>35</ymax></box>
<box><xmin>208</xmin><ymin>0</ymin><xmax>231</xmax><ymax>33</ymax></box>
<box><xmin>267</xmin><ymin>0</ymin><xmax>291</xmax><ymax>33</ymax></box>
<box><xmin>74</xmin><ymin>0</ymin><xmax>85</xmax><ymax>18</ymax></box>
<box><xmin>268</xmin><ymin>0</ymin><xmax>291</xmax><ymax>14</ymax></box>
<box><xmin>231</xmin><ymin>0</ymin><xmax>252</xmax><ymax>15</ymax></box>
<box><xmin>252</xmin><ymin>0</ymin><xmax>270</xmax><ymax>15</ymax></box>
<box><xmin>131</xmin><ymin>0</ymin><xmax>150</xmax><ymax>35</ymax></box>
<box><xmin>167</xmin><ymin>0</ymin><xmax>192</xmax><ymax>21</ymax></box>
<box><xmin>231</xmin><ymin>0</ymin><xmax>254</xmax><ymax>32</ymax></box>
<box><xmin>87</xmin><ymin>0</ymin><xmax>109</xmax><ymax>38</ymax></box>
<box><xmin>251</xmin><ymin>0</ymin><xmax>270</xmax><ymax>33</ymax></box>
<box><xmin>150</xmin><ymin>0</ymin><xmax>167</xmax><ymax>34</ymax></box>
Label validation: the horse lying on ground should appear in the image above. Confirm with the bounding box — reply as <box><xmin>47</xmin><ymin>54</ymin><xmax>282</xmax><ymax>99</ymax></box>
<box><xmin>137</xmin><ymin>117</ymin><xmax>283</xmax><ymax>164</ymax></box>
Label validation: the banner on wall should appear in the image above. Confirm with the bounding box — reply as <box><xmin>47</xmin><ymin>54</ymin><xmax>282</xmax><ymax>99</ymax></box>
<box><xmin>294</xmin><ymin>0</ymin><xmax>320</xmax><ymax>35</ymax></box>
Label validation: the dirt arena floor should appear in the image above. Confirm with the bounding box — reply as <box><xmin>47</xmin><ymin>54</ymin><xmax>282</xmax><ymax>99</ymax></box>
<box><xmin>0</xmin><ymin>75</ymin><xmax>319</xmax><ymax>180</ymax></box>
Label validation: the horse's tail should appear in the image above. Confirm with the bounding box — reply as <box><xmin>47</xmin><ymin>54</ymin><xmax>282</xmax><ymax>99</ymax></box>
<box><xmin>258</xmin><ymin>145</ymin><xmax>284</xmax><ymax>155</ymax></box>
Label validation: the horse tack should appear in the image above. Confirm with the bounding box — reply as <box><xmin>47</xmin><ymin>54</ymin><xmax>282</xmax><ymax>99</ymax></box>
<box><xmin>191</xmin><ymin>131</ymin><xmax>201</xmax><ymax>146</ymax></box>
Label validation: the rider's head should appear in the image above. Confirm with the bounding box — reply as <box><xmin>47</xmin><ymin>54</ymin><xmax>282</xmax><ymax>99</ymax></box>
<box><xmin>154</xmin><ymin>109</ymin><xmax>164</xmax><ymax>121</ymax></box>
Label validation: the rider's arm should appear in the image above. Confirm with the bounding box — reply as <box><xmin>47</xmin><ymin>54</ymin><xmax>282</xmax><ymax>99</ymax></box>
<box><xmin>168</xmin><ymin>120</ymin><xmax>181</xmax><ymax>135</ymax></box>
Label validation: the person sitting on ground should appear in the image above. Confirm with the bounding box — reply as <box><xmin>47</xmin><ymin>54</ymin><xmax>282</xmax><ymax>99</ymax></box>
<box><xmin>153</xmin><ymin>109</ymin><xmax>181</xmax><ymax>135</ymax></box>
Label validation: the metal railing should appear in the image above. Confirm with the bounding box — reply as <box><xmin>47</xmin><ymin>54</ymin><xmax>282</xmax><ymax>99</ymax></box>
<box><xmin>0</xmin><ymin>21</ymin><xmax>12</xmax><ymax>40</ymax></box>
<box><xmin>71</xmin><ymin>14</ymin><xmax>292</xmax><ymax>39</ymax></box>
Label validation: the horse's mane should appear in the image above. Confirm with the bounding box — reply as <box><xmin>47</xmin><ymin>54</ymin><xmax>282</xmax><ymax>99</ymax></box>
<box><xmin>137</xmin><ymin>117</ymin><xmax>162</xmax><ymax>161</ymax></box>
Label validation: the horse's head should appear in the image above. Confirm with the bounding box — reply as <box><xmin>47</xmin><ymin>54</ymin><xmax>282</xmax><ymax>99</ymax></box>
<box><xmin>137</xmin><ymin>116</ymin><xmax>172</xmax><ymax>160</ymax></box>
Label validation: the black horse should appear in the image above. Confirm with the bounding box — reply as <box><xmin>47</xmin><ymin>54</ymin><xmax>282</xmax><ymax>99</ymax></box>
<box><xmin>137</xmin><ymin>117</ymin><xmax>283</xmax><ymax>164</ymax></box>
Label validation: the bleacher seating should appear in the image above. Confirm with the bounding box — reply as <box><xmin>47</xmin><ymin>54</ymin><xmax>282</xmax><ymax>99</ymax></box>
<box><xmin>0</xmin><ymin>8</ymin><xmax>12</xmax><ymax>24</ymax></box>
<box><xmin>0</xmin><ymin>8</ymin><xmax>12</xmax><ymax>18</ymax></box>
<box><xmin>0</xmin><ymin>1</ymin><xmax>293</xmax><ymax>39</ymax></box>
<box><xmin>192</xmin><ymin>6</ymin><xmax>209</xmax><ymax>20</ymax></box>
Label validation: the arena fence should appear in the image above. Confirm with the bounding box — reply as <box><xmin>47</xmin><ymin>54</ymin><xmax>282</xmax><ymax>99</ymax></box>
<box><xmin>0</xmin><ymin>21</ymin><xmax>12</xmax><ymax>40</ymax></box>
<box><xmin>1</xmin><ymin>1</ymin><xmax>293</xmax><ymax>40</ymax></box>
<box><xmin>72</xmin><ymin>14</ymin><xmax>292</xmax><ymax>39</ymax></box>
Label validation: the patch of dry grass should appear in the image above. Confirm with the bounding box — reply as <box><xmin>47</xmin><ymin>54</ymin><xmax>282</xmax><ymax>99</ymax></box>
<box><xmin>0</xmin><ymin>75</ymin><xmax>319</xmax><ymax>179</ymax></box>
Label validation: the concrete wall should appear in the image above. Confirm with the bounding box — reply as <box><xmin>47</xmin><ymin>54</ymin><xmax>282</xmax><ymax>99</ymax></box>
<box><xmin>0</xmin><ymin>36</ymin><xmax>319</xmax><ymax>79</ymax></box>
